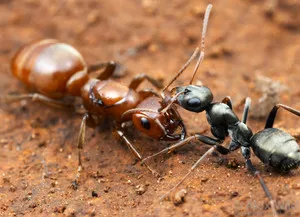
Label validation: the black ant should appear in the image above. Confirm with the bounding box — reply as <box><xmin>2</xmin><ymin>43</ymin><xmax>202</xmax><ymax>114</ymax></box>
<box><xmin>142</xmin><ymin>4</ymin><xmax>300</xmax><ymax>217</ymax></box>
<box><xmin>5</xmin><ymin>14</ymin><xmax>214</xmax><ymax>188</ymax></box>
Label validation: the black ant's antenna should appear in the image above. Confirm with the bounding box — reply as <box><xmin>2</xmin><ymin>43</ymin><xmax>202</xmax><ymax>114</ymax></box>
<box><xmin>190</xmin><ymin>4</ymin><xmax>212</xmax><ymax>84</ymax></box>
<box><xmin>161</xmin><ymin>47</ymin><xmax>199</xmax><ymax>95</ymax></box>
<box><xmin>161</xmin><ymin>4</ymin><xmax>213</xmax><ymax>95</ymax></box>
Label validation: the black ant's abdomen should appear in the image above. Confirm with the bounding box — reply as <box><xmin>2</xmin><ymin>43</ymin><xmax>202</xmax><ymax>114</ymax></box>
<box><xmin>251</xmin><ymin>128</ymin><xmax>300</xmax><ymax>171</ymax></box>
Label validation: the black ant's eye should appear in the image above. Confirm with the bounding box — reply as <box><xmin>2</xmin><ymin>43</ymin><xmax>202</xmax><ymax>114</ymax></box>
<box><xmin>187</xmin><ymin>98</ymin><xmax>201</xmax><ymax>108</ymax></box>
<box><xmin>140</xmin><ymin>117</ymin><xmax>151</xmax><ymax>130</ymax></box>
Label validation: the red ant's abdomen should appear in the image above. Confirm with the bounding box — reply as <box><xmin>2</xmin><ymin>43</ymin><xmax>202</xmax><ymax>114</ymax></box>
<box><xmin>11</xmin><ymin>39</ymin><xmax>87</xmax><ymax>99</ymax></box>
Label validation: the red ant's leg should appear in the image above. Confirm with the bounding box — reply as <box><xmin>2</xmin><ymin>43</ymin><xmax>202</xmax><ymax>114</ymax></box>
<box><xmin>87</xmin><ymin>61</ymin><xmax>120</xmax><ymax>80</ymax></box>
<box><xmin>128</xmin><ymin>73</ymin><xmax>164</xmax><ymax>90</ymax></box>
<box><xmin>3</xmin><ymin>93</ymin><xmax>75</xmax><ymax>110</ymax></box>
<box><xmin>115</xmin><ymin>130</ymin><xmax>160</xmax><ymax>178</ymax></box>
<box><xmin>72</xmin><ymin>113</ymin><xmax>96</xmax><ymax>189</ymax></box>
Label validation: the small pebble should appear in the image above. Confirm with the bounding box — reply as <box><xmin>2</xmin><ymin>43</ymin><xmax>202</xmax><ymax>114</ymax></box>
<box><xmin>104</xmin><ymin>186</ymin><xmax>110</xmax><ymax>193</ymax></box>
<box><xmin>135</xmin><ymin>184</ymin><xmax>147</xmax><ymax>195</ymax></box>
<box><xmin>230</xmin><ymin>191</ymin><xmax>239</xmax><ymax>198</ymax></box>
<box><xmin>92</xmin><ymin>191</ymin><xmax>98</xmax><ymax>197</ymax></box>
<box><xmin>49</xmin><ymin>188</ymin><xmax>55</xmax><ymax>194</ymax></box>
<box><xmin>227</xmin><ymin>159</ymin><xmax>239</xmax><ymax>169</ymax></box>
<box><xmin>28</xmin><ymin>202</ymin><xmax>38</xmax><ymax>209</ymax></box>
<box><xmin>173</xmin><ymin>189</ymin><xmax>187</xmax><ymax>206</ymax></box>
<box><xmin>54</xmin><ymin>206</ymin><xmax>66</xmax><ymax>213</ymax></box>
<box><xmin>201</xmin><ymin>177</ymin><xmax>209</xmax><ymax>183</ymax></box>
<box><xmin>0</xmin><ymin>139</ymin><xmax>8</xmax><ymax>144</ymax></box>
<box><xmin>292</xmin><ymin>183</ymin><xmax>300</xmax><ymax>190</ymax></box>
<box><xmin>9</xmin><ymin>185</ymin><xmax>17</xmax><ymax>192</ymax></box>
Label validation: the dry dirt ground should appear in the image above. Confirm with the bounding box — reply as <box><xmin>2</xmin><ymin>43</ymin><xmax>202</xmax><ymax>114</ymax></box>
<box><xmin>1</xmin><ymin>0</ymin><xmax>300</xmax><ymax>216</ymax></box>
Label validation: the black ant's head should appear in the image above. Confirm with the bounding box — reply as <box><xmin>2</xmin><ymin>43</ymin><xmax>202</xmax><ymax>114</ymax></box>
<box><xmin>173</xmin><ymin>85</ymin><xmax>213</xmax><ymax>113</ymax></box>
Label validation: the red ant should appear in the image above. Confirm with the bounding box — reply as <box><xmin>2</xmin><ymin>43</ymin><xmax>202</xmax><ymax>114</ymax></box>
<box><xmin>5</xmin><ymin>34</ymin><xmax>207</xmax><ymax>187</ymax></box>
<box><xmin>5</xmin><ymin>3</ymin><xmax>216</xmax><ymax>191</ymax></box>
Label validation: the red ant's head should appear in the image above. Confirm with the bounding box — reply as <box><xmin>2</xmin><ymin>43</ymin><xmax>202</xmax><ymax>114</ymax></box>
<box><xmin>122</xmin><ymin>96</ymin><xmax>186</xmax><ymax>141</ymax></box>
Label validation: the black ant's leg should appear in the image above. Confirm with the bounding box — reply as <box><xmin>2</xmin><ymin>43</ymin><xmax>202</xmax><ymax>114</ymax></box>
<box><xmin>142</xmin><ymin>134</ymin><xmax>227</xmax><ymax>163</ymax></box>
<box><xmin>239</xmin><ymin>98</ymin><xmax>278</xmax><ymax>216</ymax></box>
<box><xmin>128</xmin><ymin>73</ymin><xmax>164</xmax><ymax>90</ymax></box>
<box><xmin>3</xmin><ymin>93</ymin><xmax>75</xmax><ymax>110</ymax></box>
<box><xmin>160</xmin><ymin>145</ymin><xmax>217</xmax><ymax>201</ymax></box>
<box><xmin>240</xmin><ymin>97</ymin><xmax>277</xmax><ymax>216</ymax></box>
<box><xmin>72</xmin><ymin>113</ymin><xmax>96</xmax><ymax>189</ymax></box>
<box><xmin>265</xmin><ymin>104</ymin><xmax>300</xmax><ymax>129</ymax></box>
<box><xmin>222</xmin><ymin>96</ymin><xmax>251</xmax><ymax>122</ymax></box>
<box><xmin>158</xmin><ymin>135</ymin><xmax>229</xmax><ymax>200</ymax></box>
<box><xmin>87</xmin><ymin>61</ymin><xmax>120</xmax><ymax>80</ymax></box>
<box><xmin>227</xmin><ymin>97</ymin><xmax>251</xmax><ymax>151</ymax></box>
<box><xmin>142</xmin><ymin>135</ymin><xmax>197</xmax><ymax>163</ymax></box>
<box><xmin>242</xmin><ymin>97</ymin><xmax>251</xmax><ymax>124</ymax></box>
<box><xmin>156</xmin><ymin>134</ymin><xmax>230</xmax><ymax>200</ymax></box>
<box><xmin>115</xmin><ymin>130</ymin><xmax>160</xmax><ymax>178</ymax></box>
<box><xmin>222</xmin><ymin>96</ymin><xmax>232</xmax><ymax>109</ymax></box>
<box><xmin>195</xmin><ymin>134</ymin><xmax>230</xmax><ymax>154</ymax></box>
<box><xmin>242</xmin><ymin>148</ymin><xmax>278</xmax><ymax>217</ymax></box>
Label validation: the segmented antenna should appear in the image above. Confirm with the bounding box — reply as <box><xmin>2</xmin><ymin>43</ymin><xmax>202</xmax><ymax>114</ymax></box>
<box><xmin>161</xmin><ymin>3</ymin><xmax>213</xmax><ymax>95</ymax></box>
<box><xmin>161</xmin><ymin>47</ymin><xmax>199</xmax><ymax>95</ymax></box>
<box><xmin>189</xmin><ymin>4</ymin><xmax>212</xmax><ymax>84</ymax></box>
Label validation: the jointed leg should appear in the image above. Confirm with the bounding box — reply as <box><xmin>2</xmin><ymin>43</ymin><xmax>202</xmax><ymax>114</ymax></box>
<box><xmin>72</xmin><ymin>113</ymin><xmax>96</xmax><ymax>189</ymax></box>
<box><xmin>265</xmin><ymin>104</ymin><xmax>300</xmax><ymax>128</ymax></box>
<box><xmin>138</xmin><ymin>89</ymin><xmax>160</xmax><ymax>99</ymax></box>
<box><xmin>237</xmin><ymin>98</ymin><xmax>278</xmax><ymax>216</ymax></box>
<box><xmin>142</xmin><ymin>135</ymin><xmax>198</xmax><ymax>163</ymax></box>
<box><xmin>158</xmin><ymin>135</ymin><xmax>229</xmax><ymax>200</ymax></box>
<box><xmin>128</xmin><ymin>73</ymin><xmax>164</xmax><ymax>90</ymax></box>
<box><xmin>142</xmin><ymin>134</ymin><xmax>226</xmax><ymax>164</ymax></box>
<box><xmin>242</xmin><ymin>147</ymin><xmax>278</xmax><ymax>217</ymax></box>
<box><xmin>228</xmin><ymin>97</ymin><xmax>251</xmax><ymax>151</ymax></box>
<box><xmin>160</xmin><ymin>145</ymin><xmax>217</xmax><ymax>201</ymax></box>
<box><xmin>242</xmin><ymin>97</ymin><xmax>251</xmax><ymax>124</ymax></box>
<box><xmin>3</xmin><ymin>93</ymin><xmax>75</xmax><ymax>110</ymax></box>
<box><xmin>240</xmin><ymin>98</ymin><xmax>277</xmax><ymax>216</ymax></box>
<box><xmin>222</xmin><ymin>96</ymin><xmax>233</xmax><ymax>109</ymax></box>
<box><xmin>115</xmin><ymin>130</ymin><xmax>160</xmax><ymax>178</ymax></box>
<box><xmin>87</xmin><ymin>61</ymin><xmax>119</xmax><ymax>80</ymax></box>
<box><xmin>156</xmin><ymin>134</ymin><xmax>229</xmax><ymax>200</ymax></box>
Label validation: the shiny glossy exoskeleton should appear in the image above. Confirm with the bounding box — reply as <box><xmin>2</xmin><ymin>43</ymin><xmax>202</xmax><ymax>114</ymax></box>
<box><xmin>172</xmin><ymin>86</ymin><xmax>300</xmax><ymax>171</ymax></box>
<box><xmin>6</xmin><ymin>38</ymin><xmax>191</xmax><ymax>188</ymax></box>
<box><xmin>163</xmin><ymin>88</ymin><xmax>299</xmax><ymax>217</ymax></box>
<box><xmin>11</xmin><ymin>39</ymin><xmax>117</xmax><ymax>99</ymax></box>
<box><xmin>251</xmin><ymin>105</ymin><xmax>300</xmax><ymax>171</ymax></box>
<box><xmin>9</xmin><ymin>39</ymin><xmax>119</xmax><ymax>106</ymax></box>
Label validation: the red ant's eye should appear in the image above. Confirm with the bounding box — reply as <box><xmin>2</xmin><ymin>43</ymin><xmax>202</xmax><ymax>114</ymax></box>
<box><xmin>140</xmin><ymin>117</ymin><xmax>151</xmax><ymax>130</ymax></box>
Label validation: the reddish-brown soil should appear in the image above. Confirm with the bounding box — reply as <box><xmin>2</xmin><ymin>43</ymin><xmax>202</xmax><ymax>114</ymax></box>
<box><xmin>1</xmin><ymin>0</ymin><xmax>300</xmax><ymax>216</ymax></box>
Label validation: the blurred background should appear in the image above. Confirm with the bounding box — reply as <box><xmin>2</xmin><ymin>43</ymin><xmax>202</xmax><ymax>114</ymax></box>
<box><xmin>0</xmin><ymin>0</ymin><xmax>300</xmax><ymax>216</ymax></box>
